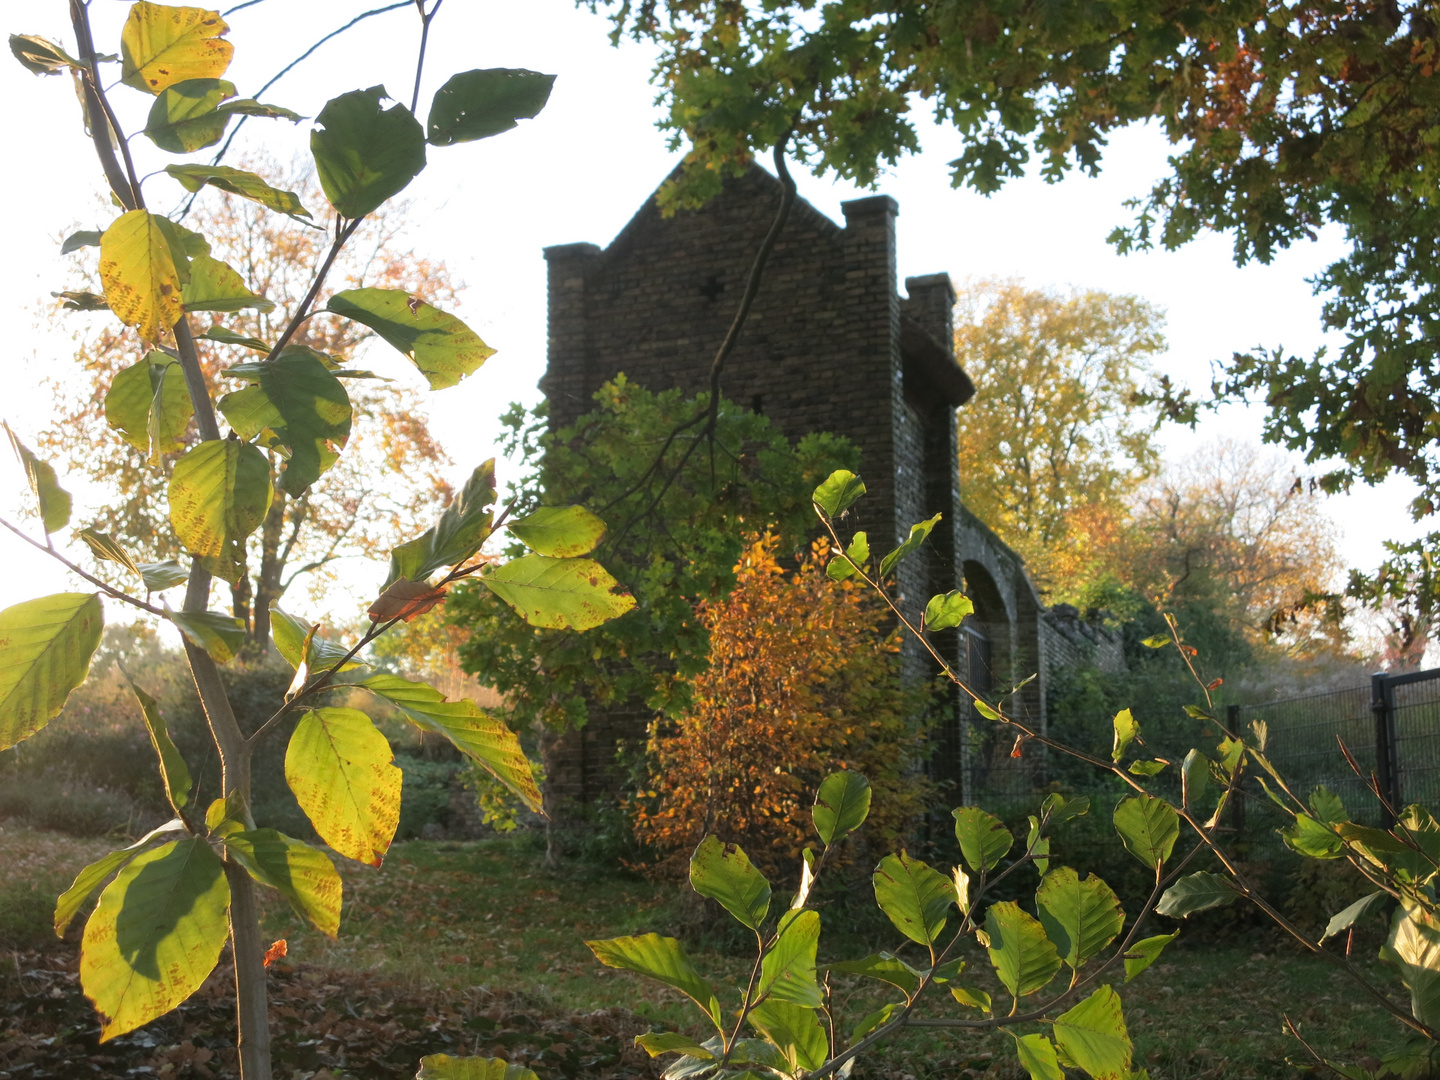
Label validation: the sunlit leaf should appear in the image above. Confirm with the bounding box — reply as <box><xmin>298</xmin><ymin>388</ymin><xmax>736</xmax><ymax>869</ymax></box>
<box><xmin>183</xmin><ymin>254</ymin><xmax>274</xmax><ymax>314</ymax></box>
<box><xmin>826</xmin><ymin>530</ymin><xmax>869</xmax><ymax>581</ymax></box>
<box><xmin>1111</xmin><ymin>708</ymin><xmax>1138</xmax><ymax>762</ymax></box>
<box><xmin>746</xmin><ymin>998</ymin><xmax>828</xmax><ymax>1072</ymax></box>
<box><xmin>586</xmin><ymin>933</ymin><xmax>722</xmax><ymax>1030</ymax></box>
<box><xmin>139</xmin><ymin>561</ymin><xmax>188</xmax><ymax>592</ymax></box>
<box><xmin>812</xmin><ymin>469</ymin><xmax>864</xmax><ymax>519</ymax></box>
<box><xmin>1036</xmin><ymin>867</ymin><xmax>1124</xmax><ymax>969</ymax></box>
<box><xmin>200</xmin><ymin>324</ymin><xmax>270</xmax><ymax>353</ymax></box>
<box><xmin>387</xmin><ymin>460</ymin><xmax>497</xmax><ymax>585</ymax></box>
<box><xmin>165</xmin><ymin>164</ymin><xmax>310</xmax><ymax>220</ymax></box>
<box><xmin>126</xmin><ymin>677</ymin><xmax>191</xmax><ymax>812</ymax></box>
<box><xmin>143</xmin><ymin>77</ymin><xmax>234</xmax><ymax>152</ymax></box>
<box><xmin>689</xmin><ymin>835</ymin><xmax>770</xmax><ymax>931</ymax></box>
<box><xmin>10</xmin><ymin>33</ymin><xmax>83</xmax><ymax>75</ymax></box>
<box><xmin>78</xmin><ymin>530</ymin><xmax>142</xmax><ymax>579</ymax></box>
<box><xmin>1052</xmin><ymin>985</ymin><xmax>1132</xmax><ymax>1080</ymax></box>
<box><xmin>879</xmin><ymin>513</ymin><xmax>942</xmax><ymax>578</ymax></box>
<box><xmin>167</xmin><ymin>439</ymin><xmax>272</xmax><ymax>583</ymax></box>
<box><xmin>953</xmin><ymin>805</ymin><xmax>1013</xmax><ymax>873</ymax></box>
<box><xmin>952</xmin><ymin>985</ymin><xmax>992</xmax><ymax>1011</ymax></box>
<box><xmin>270</xmin><ymin>605</ymin><xmax>363</xmax><ymax>675</ymax></box>
<box><xmin>1156</xmin><ymin>871</ymin><xmax>1237</xmax><ymax>917</ymax></box>
<box><xmin>53</xmin><ymin>290</ymin><xmax>109</xmax><ymax>311</ymax></box>
<box><xmin>54</xmin><ymin>820</ymin><xmax>188</xmax><ymax>937</ymax></box>
<box><xmin>813</xmin><ymin>770</ymin><xmax>871</xmax><ymax>846</ymax></box>
<box><xmin>985</xmin><ymin>900</ymin><xmax>1061</xmax><ymax>998</ymax></box>
<box><xmin>508</xmin><ymin>505</ymin><xmax>606</xmax><ymax>557</ymax></box>
<box><xmin>635</xmin><ymin>1033</ymin><xmax>714</xmax><ymax>1059</ymax></box>
<box><xmin>80</xmin><ymin>837</ymin><xmax>230</xmax><ymax>1041</ymax></box>
<box><xmin>1124</xmin><ymin>931</ymin><xmax>1179</xmax><ymax>981</ymax></box>
<box><xmin>166</xmin><ymin>607</ymin><xmax>246</xmax><ymax>663</ymax></box>
<box><xmin>285</xmin><ymin>707</ymin><xmax>401</xmax><ymax>867</ymax></box>
<box><xmin>1382</xmin><ymin>898</ymin><xmax>1440</xmax><ymax>1029</ymax></box>
<box><xmin>925</xmin><ymin>590</ymin><xmax>974</xmax><ymax>631</ymax></box>
<box><xmin>120</xmin><ymin>2</ymin><xmax>232</xmax><ymax>94</ymax></box>
<box><xmin>1013</xmin><ymin>1032</ymin><xmax>1063</xmax><ymax>1080</ymax></box>
<box><xmin>220</xmin><ymin>828</ymin><xmax>342</xmax><ymax>937</ymax></box>
<box><xmin>359</xmin><ymin>673</ymin><xmax>541</xmax><ymax>813</ymax></box>
<box><xmin>100</xmin><ymin>210</ymin><xmax>184</xmax><ymax>342</ymax></box>
<box><xmin>481</xmin><ymin>555</ymin><xmax>635</xmax><ymax>631</ymax></box>
<box><xmin>758</xmin><ymin>909</ymin><xmax>822</xmax><ymax>1007</ymax></box>
<box><xmin>368</xmin><ymin>579</ymin><xmax>448</xmax><ymax>623</ymax></box>
<box><xmin>1321</xmin><ymin>892</ymin><xmax>1388</xmax><ymax>943</ymax></box>
<box><xmin>0</xmin><ymin>593</ymin><xmax>103</xmax><ymax>751</ymax></box>
<box><xmin>416</xmin><ymin>1056</ymin><xmax>540</xmax><ymax>1080</ymax></box>
<box><xmin>105</xmin><ymin>352</ymin><xmax>192</xmax><ymax>458</ymax></box>
<box><xmin>1282</xmin><ymin>813</ymin><xmax>1344</xmax><ymax>859</ymax></box>
<box><xmin>310</xmin><ymin>86</ymin><xmax>426</xmax><ymax>219</ymax></box>
<box><xmin>1113</xmin><ymin>794</ymin><xmax>1179</xmax><ymax>870</ymax></box>
<box><xmin>826</xmin><ymin>952</ymin><xmax>921</xmax><ymax>997</ymax></box>
<box><xmin>873</xmin><ymin>851</ymin><xmax>952</xmax><ymax>947</ymax></box>
<box><xmin>4</xmin><ymin>425</ymin><xmax>70</xmax><ymax>534</ymax></box>
<box><xmin>327</xmin><ymin>288</ymin><xmax>493</xmax><ymax>391</ymax></box>
<box><xmin>426</xmin><ymin>68</ymin><xmax>555</xmax><ymax>145</ymax></box>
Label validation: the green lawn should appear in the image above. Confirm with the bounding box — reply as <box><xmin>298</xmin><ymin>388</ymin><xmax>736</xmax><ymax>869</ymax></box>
<box><xmin>0</xmin><ymin>824</ymin><xmax>1415</xmax><ymax>1079</ymax></box>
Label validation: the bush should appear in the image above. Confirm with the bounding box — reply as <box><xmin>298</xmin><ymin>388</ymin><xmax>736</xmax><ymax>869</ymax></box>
<box><xmin>631</xmin><ymin>533</ymin><xmax>933</xmax><ymax>879</ymax></box>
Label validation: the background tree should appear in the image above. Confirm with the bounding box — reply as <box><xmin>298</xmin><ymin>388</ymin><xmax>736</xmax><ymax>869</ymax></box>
<box><xmin>41</xmin><ymin>160</ymin><xmax>454</xmax><ymax>650</ymax></box>
<box><xmin>631</xmin><ymin>532</ymin><xmax>931</xmax><ymax>879</ymax></box>
<box><xmin>449</xmin><ymin>378</ymin><xmax>857</xmax><ymax>740</ymax></box>
<box><xmin>952</xmin><ymin>278</ymin><xmax>1164</xmax><ymax>602</ymax></box>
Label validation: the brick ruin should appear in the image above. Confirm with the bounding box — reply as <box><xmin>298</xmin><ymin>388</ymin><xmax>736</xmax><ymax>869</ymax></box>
<box><xmin>537</xmin><ymin>164</ymin><xmax>1119</xmax><ymax>811</ymax></box>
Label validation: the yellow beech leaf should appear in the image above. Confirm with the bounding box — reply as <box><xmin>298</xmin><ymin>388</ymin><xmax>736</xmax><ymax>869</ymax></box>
<box><xmin>100</xmin><ymin>211</ymin><xmax>183</xmax><ymax>342</ymax></box>
<box><xmin>120</xmin><ymin>3</ymin><xmax>233</xmax><ymax>95</ymax></box>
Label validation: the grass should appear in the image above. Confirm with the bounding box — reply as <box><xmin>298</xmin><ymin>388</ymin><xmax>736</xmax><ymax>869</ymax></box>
<box><xmin>0</xmin><ymin>823</ymin><xmax>1419</xmax><ymax>1079</ymax></box>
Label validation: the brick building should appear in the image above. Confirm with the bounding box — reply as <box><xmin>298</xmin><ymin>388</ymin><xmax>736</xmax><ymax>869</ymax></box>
<box><xmin>538</xmin><ymin>164</ymin><xmax>1119</xmax><ymax>809</ymax></box>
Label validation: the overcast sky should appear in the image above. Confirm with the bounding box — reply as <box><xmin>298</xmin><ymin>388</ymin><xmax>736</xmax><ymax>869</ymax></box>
<box><xmin>0</xmin><ymin>0</ymin><xmax>1420</xmax><ymax>622</ymax></box>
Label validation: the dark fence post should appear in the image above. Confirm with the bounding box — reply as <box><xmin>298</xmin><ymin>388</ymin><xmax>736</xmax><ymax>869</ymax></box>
<box><xmin>1225</xmin><ymin>703</ymin><xmax>1246</xmax><ymax>840</ymax></box>
<box><xmin>1371</xmin><ymin>672</ymin><xmax>1401</xmax><ymax>826</ymax></box>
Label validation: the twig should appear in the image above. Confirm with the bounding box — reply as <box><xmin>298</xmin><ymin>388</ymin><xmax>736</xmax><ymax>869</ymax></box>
<box><xmin>410</xmin><ymin>0</ymin><xmax>445</xmax><ymax>114</ymax></box>
<box><xmin>0</xmin><ymin>517</ymin><xmax>163</xmax><ymax>616</ymax></box>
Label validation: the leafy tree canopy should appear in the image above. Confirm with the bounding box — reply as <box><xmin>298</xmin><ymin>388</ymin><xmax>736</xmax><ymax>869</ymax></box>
<box><xmin>448</xmin><ymin>377</ymin><xmax>857</xmax><ymax>734</ymax></box>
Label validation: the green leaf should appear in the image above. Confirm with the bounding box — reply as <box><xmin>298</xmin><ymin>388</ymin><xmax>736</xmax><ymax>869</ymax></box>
<box><xmin>100</xmin><ymin>210</ymin><xmax>183</xmax><ymax>342</ymax></box>
<box><xmin>634</xmin><ymin>1033</ymin><xmax>714</xmax><ymax>1059</ymax></box>
<box><xmin>285</xmin><ymin>707</ymin><xmax>401</xmax><ymax>867</ymax></box>
<box><xmin>126</xmin><ymin>677</ymin><xmax>191</xmax><ymax>812</ymax></box>
<box><xmin>1052</xmin><ymin>984</ymin><xmax>1132</xmax><ymax>1080</ymax></box>
<box><xmin>508</xmin><ymin>505</ymin><xmax>606</xmax><ymax>557</ymax></box>
<box><xmin>1128</xmin><ymin>760</ymin><xmax>1167</xmax><ymax>777</ymax></box>
<box><xmin>953</xmin><ymin>805</ymin><xmax>1013</xmax><ymax>873</ymax></box>
<box><xmin>1124</xmin><ymin>931</ymin><xmax>1179</xmax><ymax>981</ymax></box>
<box><xmin>359</xmin><ymin>673</ymin><xmax>541</xmax><ymax>813</ymax></box>
<box><xmin>10</xmin><ymin>33</ymin><xmax>83</xmax><ymax>75</ymax></box>
<box><xmin>1155</xmin><ymin>872</ymin><xmax>1237</xmax><ymax>917</ymax></box>
<box><xmin>388</xmin><ymin>460</ymin><xmax>497</xmax><ymax>585</ymax></box>
<box><xmin>1111</xmin><ymin>708</ymin><xmax>1138</xmax><ymax>762</ymax></box>
<box><xmin>270</xmin><ymin>605</ymin><xmax>363</xmax><ymax>675</ymax></box>
<box><xmin>1282</xmin><ymin>813</ymin><xmax>1344</xmax><ymax>859</ymax></box>
<box><xmin>145</xmin><ymin>364</ymin><xmax>192</xmax><ymax>465</ymax></box>
<box><xmin>873</xmin><ymin>851</ymin><xmax>952</xmax><ymax>947</ymax></box>
<box><xmin>104</xmin><ymin>352</ymin><xmax>193</xmax><ymax>460</ymax></box>
<box><xmin>165</xmin><ymin>607</ymin><xmax>245</xmax><ymax>664</ymax></box>
<box><xmin>1042</xmin><ymin>792</ymin><xmax>1091</xmax><ymax>823</ymax></box>
<box><xmin>61</xmin><ymin>229</ymin><xmax>103</xmax><ymax>253</ymax></box>
<box><xmin>1395</xmin><ymin>805</ymin><xmax>1440</xmax><ymax>882</ymax></box>
<box><xmin>311</xmin><ymin>86</ymin><xmax>426</xmax><ymax>219</ymax></box>
<box><xmin>1182</xmin><ymin>748</ymin><xmax>1209</xmax><ymax>808</ymax></box>
<box><xmin>120</xmin><ymin>2</ymin><xmax>232</xmax><ymax>94</ymax></box>
<box><xmin>586</xmin><ymin>933</ymin><xmax>722</xmax><ymax>1031</ymax></box>
<box><xmin>182</xmin><ymin>254</ymin><xmax>274</xmax><ymax>314</ymax></box>
<box><xmin>1322</xmin><ymin>892</ymin><xmax>1388</xmax><ymax>943</ymax></box>
<box><xmin>78</xmin><ymin>530</ymin><xmax>142</xmax><ymax>579</ymax></box>
<box><xmin>220</xmin><ymin>829</ymin><xmax>342</xmax><ymax>938</ymax></box>
<box><xmin>758</xmin><ymin>909</ymin><xmax>822</xmax><ymax>1007</ymax></box>
<box><xmin>925</xmin><ymin>590</ymin><xmax>974</xmax><ymax>631</ymax></box>
<box><xmin>79</xmin><ymin>837</ymin><xmax>230</xmax><ymax>1042</ymax></box>
<box><xmin>1310</xmin><ymin>785</ymin><xmax>1349</xmax><ymax>826</ymax></box>
<box><xmin>1113</xmin><ymin>794</ymin><xmax>1179</xmax><ymax>870</ymax></box>
<box><xmin>165</xmin><ymin>164</ymin><xmax>310</xmax><ymax>220</ymax></box>
<box><xmin>826</xmin><ymin>952</ymin><xmax>921</xmax><ymax>998</ymax></box>
<box><xmin>747</xmin><ymin>998</ymin><xmax>828</xmax><ymax>1073</ymax></box>
<box><xmin>53</xmin><ymin>290</ymin><xmax>109</xmax><ymax>311</ymax></box>
<box><xmin>973</xmin><ymin>699</ymin><xmax>1002</xmax><ymax>721</ymax></box>
<box><xmin>1036</xmin><ymin>867</ymin><xmax>1124</xmax><ymax>970</ymax></box>
<box><xmin>951</xmin><ymin>985</ymin><xmax>992</xmax><ymax>1011</ymax></box>
<box><xmin>167</xmin><ymin>439</ymin><xmax>272</xmax><ymax>584</ymax></box>
<box><xmin>5</xmin><ymin>425</ymin><xmax>71</xmax><ymax>534</ymax></box>
<box><xmin>54</xmin><ymin>820</ymin><xmax>188</xmax><ymax>937</ymax></box>
<box><xmin>327</xmin><ymin>288</ymin><xmax>493</xmax><ymax>391</ymax></box>
<box><xmin>200</xmin><ymin>324</ymin><xmax>270</xmax><ymax>353</ymax></box>
<box><xmin>415</xmin><ymin>1055</ymin><xmax>539</xmax><ymax>1080</ymax></box>
<box><xmin>880</xmin><ymin>513</ymin><xmax>942</xmax><ymax>578</ymax></box>
<box><xmin>688</xmin><ymin>835</ymin><xmax>770</xmax><ymax>931</ymax></box>
<box><xmin>0</xmin><ymin>593</ymin><xmax>103</xmax><ymax>751</ymax></box>
<box><xmin>826</xmin><ymin>530</ymin><xmax>869</xmax><ymax>581</ymax></box>
<box><xmin>851</xmin><ymin>1001</ymin><xmax>904</xmax><ymax>1041</ymax></box>
<box><xmin>143</xmin><ymin>78</ymin><xmax>235</xmax><ymax>152</ymax></box>
<box><xmin>813</xmin><ymin>770</ymin><xmax>871</xmax><ymax>845</ymax></box>
<box><xmin>985</xmin><ymin>900</ymin><xmax>1062</xmax><ymax>998</ymax></box>
<box><xmin>427</xmin><ymin>68</ymin><xmax>556</xmax><ymax>145</ymax></box>
<box><xmin>139</xmin><ymin>561</ymin><xmax>188</xmax><ymax>592</ymax></box>
<box><xmin>1012</xmin><ymin>1032</ymin><xmax>1064</xmax><ymax>1080</ymax></box>
<box><xmin>1383</xmin><ymin>898</ymin><xmax>1440</xmax><ymax>1029</ymax></box>
<box><xmin>1140</xmin><ymin>634</ymin><xmax>1170</xmax><ymax>648</ymax></box>
<box><xmin>812</xmin><ymin>470</ymin><xmax>865</xmax><ymax>519</ymax></box>
<box><xmin>482</xmin><ymin>554</ymin><xmax>635</xmax><ymax>631</ymax></box>
<box><xmin>221</xmin><ymin>348</ymin><xmax>351</xmax><ymax>495</ymax></box>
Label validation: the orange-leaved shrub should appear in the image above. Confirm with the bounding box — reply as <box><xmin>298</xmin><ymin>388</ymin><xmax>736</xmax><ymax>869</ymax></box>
<box><xmin>631</xmin><ymin>533</ymin><xmax>932</xmax><ymax>879</ymax></box>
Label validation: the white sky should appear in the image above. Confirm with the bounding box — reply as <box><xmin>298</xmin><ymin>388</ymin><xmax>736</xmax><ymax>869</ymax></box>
<box><xmin>0</xmin><ymin>0</ymin><xmax>1422</xmax><ymax>623</ymax></box>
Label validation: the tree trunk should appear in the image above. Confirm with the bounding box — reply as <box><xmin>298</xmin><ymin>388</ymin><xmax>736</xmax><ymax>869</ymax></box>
<box><xmin>250</xmin><ymin>488</ymin><xmax>289</xmax><ymax>653</ymax></box>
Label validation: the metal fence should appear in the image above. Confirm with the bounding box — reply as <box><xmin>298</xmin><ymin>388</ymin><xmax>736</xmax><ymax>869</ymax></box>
<box><xmin>940</xmin><ymin>666</ymin><xmax>1440</xmax><ymax>846</ymax></box>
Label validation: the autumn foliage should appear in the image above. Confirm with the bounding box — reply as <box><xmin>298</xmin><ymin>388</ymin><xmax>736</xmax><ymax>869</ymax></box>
<box><xmin>631</xmin><ymin>533</ymin><xmax>931</xmax><ymax>879</ymax></box>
